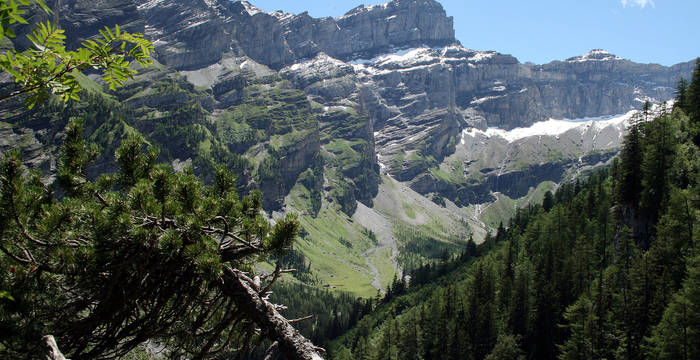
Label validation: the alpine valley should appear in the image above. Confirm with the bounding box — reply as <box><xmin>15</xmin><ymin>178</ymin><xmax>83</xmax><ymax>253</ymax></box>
<box><xmin>3</xmin><ymin>0</ymin><xmax>700</xmax><ymax>359</ymax></box>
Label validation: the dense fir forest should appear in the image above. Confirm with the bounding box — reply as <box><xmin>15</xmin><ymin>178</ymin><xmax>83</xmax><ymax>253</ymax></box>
<box><xmin>325</xmin><ymin>59</ymin><xmax>700</xmax><ymax>360</ymax></box>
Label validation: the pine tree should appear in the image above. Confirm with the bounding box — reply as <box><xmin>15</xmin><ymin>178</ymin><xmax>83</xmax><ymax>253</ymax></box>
<box><xmin>687</xmin><ymin>59</ymin><xmax>700</xmax><ymax>117</ymax></box>
<box><xmin>676</xmin><ymin>77</ymin><xmax>689</xmax><ymax>111</ymax></box>
<box><xmin>484</xmin><ymin>334</ymin><xmax>524</xmax><ymax>360</ymax></box>
<box><xmin>466</xmin><ymin>235</ymin><xmax>479</xmax><ymax>257</ymax></box>
<box><xmin>611</xmin><ymin>226</ymin><xmax>641</xmax><ymax>359</ymax></box>
<box><xmin>0</xmin><ymin>119</ymin><xmax>322</xmax><ymax>359</ymax></box>
<box><xmin>508</xmin><ymin>261</ymin><xmax>532</xmax><ymax>343</ymax></box>
<box><xmin>398</xmin><ymin>313</ymin><xmax>419</xmax><ymax>360</ymax></box>
<box><xmin>529</xmin><ymin>274</ymin><xmax>559</xmax><ymax>360</ymax></box>
<box><xmin>559</xmin><ymin>293</ymin><xmax>594</xmax><ymax>360</ymax></box>
<box><xmin>542</xmin><ymin>190</ymin><xmax>554</xmax><ymax>212</ymax></box>
<box><xmin>644</xmin><ymin>100</ymin><xmax>653</xmax><ymax>122</ymax></box>
<box><xmin>686</xmin><ymin>58</ymin><xmax>700</xmax><ymax>145</ymax></box>
<box><xmin>467</xmin><ymin>262</ymin><xmax>496</xmax><ymax>360</ymax></box>
<box><xmin>617</xmin><ymin>114</ymin><xmax>644</xmax><ymax>208</ymax></box>
<box><xmin>647</xmin><ymin>254</ymin><xmax>700</xmax><ymax>360</ymax></box>
<box><xmin>640</xmin><ymin>112</ymin><xmax>679</xmax><ymax>224</ymax></box>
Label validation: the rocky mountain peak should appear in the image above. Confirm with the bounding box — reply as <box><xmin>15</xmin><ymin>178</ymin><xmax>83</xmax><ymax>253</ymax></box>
<box><xmin>234</xmin><ymin>1</ymin><xmax>266</xmax><ymax>16</ymax></box>
<box><xmin>133</xmin><ymin>0</ymin><xmax>458</xmax><ymax>69</ymax></box>
<box><xmin>566</xmin><ymin>49</ymin><xmax>623</xmax><ymax>62</ymax></box>
<box><xmin>282</xmin><ymin>0</ymin><xmax>457</xmax><ymax>64</ymax></box>
<box><xmin>340</xmin><ymin>0</ymin><xmax>447</xmax><ymax>17</ymax></box>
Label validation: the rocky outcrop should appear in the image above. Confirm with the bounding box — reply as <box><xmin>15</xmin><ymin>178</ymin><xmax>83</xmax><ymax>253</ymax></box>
<box><xmin>486</xmin><ymin>151</ymin><xmax>617</xmax><ymax>199</ymax></box>
<box><xmin>408</xmin><ymin>150</ymin><xmax>617</xmax><ymax>204</ymax></box>
<box><xmin>57</xmin><ymin>0</ymin><xmax>145</xmax><ymax>47</ymax></box>
<box><xmin>0</xmin><ymin>122</ymin><xmax>54</xmax><ymax>179</ymax></box>
<box><xmin>128</xmin><ymin>0</ymin><xmax>457</xmax><ymax>70</ymax></box>
<box><xmin>410</xmin><ymin>173</ymin><xmax>493</xmax><ymax>205</ymax></box>
<box><xmin>282</xmin><ymin>0</ymin><xmax>455</xmax><ymax>63</ymax></box>
<box><xmin>464</xmin><ymin>50</ymin><xmax>694</xmax><ymax>129</ymax></box>
<box><xmin>259</xmin><ymin>130</ymin><xmax>320</xmax><ymax>210</ymax></box>
<box><xmin>280</xmin><ymin>132</ymin><xmax>321</xmax><ymax>188</ymax></box>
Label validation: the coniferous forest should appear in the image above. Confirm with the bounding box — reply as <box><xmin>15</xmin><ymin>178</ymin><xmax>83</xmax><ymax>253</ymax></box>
<box><xmin>326</xmin><ymin>60</ymin><xmax>700</xmax><ymax>360</ymax></box>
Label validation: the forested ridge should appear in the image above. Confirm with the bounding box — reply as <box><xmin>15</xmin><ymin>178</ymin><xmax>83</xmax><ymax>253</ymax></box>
<box><xmin>327</xmin><ymin>60</ymin><xmax>700</xmax><ymax>360</ymax></box>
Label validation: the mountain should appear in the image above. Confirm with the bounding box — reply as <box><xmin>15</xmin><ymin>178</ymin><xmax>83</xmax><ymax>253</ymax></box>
<box><xmin>1</xmin><ymin>0</ymin><xmax>694</xmax><ymax>296</ymax></box>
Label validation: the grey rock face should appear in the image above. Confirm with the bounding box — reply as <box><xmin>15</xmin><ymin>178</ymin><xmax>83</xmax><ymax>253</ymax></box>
<box><xmin>342</xmin><ymin>46</ymin><xmax>690</xmax><ymax>184</ymax></box>
<box><xmin>467</xmin><ymin>50</ymin><xmax>693</xmax><ymax>129</ymax></box>
<box><xmin>58</xmin><ymin>0</ymin><xmax>145</xmax><ymax>46</ymax></box>
<box><xmin>47</xmin><ymin>1</ymin><xmax>691</xmax><ymax>134</ymax></box>
<box><xmin>260</xmin><ymin>130</ymin><xmax>321</xmax><ymax>210</ymax></box>
<box><xmin>283</xmin><ymin>0</ymin><xmax>455</xmax><ymax>63</ymax></box>
<box><xmin>130</xmin><ymin>0</ymin><xmax>456</xmax><ymax>70</ymax></box>
<box><xmin>0</xmin><ymin>123</ymin><xmax>54</xmax><ymax>179</ymax></box>
<box><xmin>137</xmin><ymin>0</ymin><xmax>241</xmax><ymax>70</ymax></box>
<box><xmin>485</xmin><ymin>151</ymin><xmax>617</xmax><ymax>199</ymax></box>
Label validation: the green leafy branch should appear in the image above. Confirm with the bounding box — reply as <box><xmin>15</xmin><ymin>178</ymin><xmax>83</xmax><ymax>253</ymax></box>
<box><xmin>0</xmin><ymin>0</ymin><xmax>153</xmax><ymax>107</ymax></box>
<box><xmin>0</xmin><ymin>0</ymin><xmax>49</xmax><ymax>40</ymax></box>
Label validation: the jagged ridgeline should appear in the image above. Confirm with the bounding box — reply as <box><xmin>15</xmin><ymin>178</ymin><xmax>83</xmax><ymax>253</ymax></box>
<box><xmin>0</xmin><ymin>0</ymin><xmax>695</xmax><ymax>301</ymax></box>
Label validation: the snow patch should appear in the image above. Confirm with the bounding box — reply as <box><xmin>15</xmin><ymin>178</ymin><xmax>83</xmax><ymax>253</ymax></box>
<box><xmin>467</xmin><ymin>52</ymin><xmax>495</xmax><ymax>62</ymax></box>
<box><xmin>185</xmin><ymin>20</ymin><xmax>208</xmax><ymax>29</ymax></box>
<box><xmin>470</xmin><ymin>94</ymin><xmax>506</xmax><ymax>105</ymax></box>
<box><xmin>239</xmin><ymin>1</ymin><xmax>264</xmax><ymax>16</ymax></box>
<box><xmin>137</xmin><ymin>0</ymin><xmax>165</xmax><ymax>10</ymax></box>
<box><xmin>349</xmin><ymin>47</ymin><xmax>426</xmax><ymax>65</ymax></box>
<box><xmin>338</xmin><ymin>2</ymin><xmax>389</xmax><ymax>20</ymax></box>
<box><xmin>348</xmin><ymin>45</ymin><xmax>496</xmax><ymax>72</ymax></box>
<box><xmin>374</xmin><ymin>48</ymin><xmax>437</xmax><ymax>67</ymax></box>
<box><xmin>463</xmin><ymin>111</ymin><xmax>637</xmax><ymax>143</ymax></box>
<box><xmin>286</xmin><ymin>53</ymin><xmax>346</xmax><ymax>72</ymax></box>
<box><xmin>567</xmin><ymin>49</ymin><xmax>623</xmax><ymax>63</ymax></box>
<box><xmin>368</xmin><ymin>2</ymin><xmax>389</xmax><ymax>11</ymax></box>
<box><xmin>270</xmin><ymin>10</ymin><xmax>294</xmax><ymax>21</ymax></box>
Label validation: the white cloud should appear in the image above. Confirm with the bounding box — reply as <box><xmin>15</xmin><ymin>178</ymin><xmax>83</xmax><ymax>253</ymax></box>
<box><xmin>621</xmin><ymin>0</ymin><xmax>656</xmax><ymax>8</ymax></box>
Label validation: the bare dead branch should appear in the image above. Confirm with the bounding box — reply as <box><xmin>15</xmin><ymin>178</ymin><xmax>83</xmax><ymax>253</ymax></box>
<box><xmin>0</xmin><ymin>243</ymin><xmax>33</xmax><ymax>264</ymax></box>
<box><xmin>94</xmin><ymin>190</ymin><xmax>110</xmax><ymax>208</ymax></box>
<box><xmin>260</xmin><ymin>263</ymin><xmax>282</xmax><ymax>296</ymax></box>
<box><xmin>288</xmin><ymin>315</ymin><xmax>314</xmax><ymax>324</ymax></box>
<box><xmin>264</xmin><ymin>341</ymin><xmax>279</xmax><ymax>360</ymax></box>
<box><xmin>15</xmin><ymin>213</ymin><xmax>52</xmax><ymax>247</ymax></box>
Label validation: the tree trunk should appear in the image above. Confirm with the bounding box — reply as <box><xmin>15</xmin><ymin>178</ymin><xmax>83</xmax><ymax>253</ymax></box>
<box><xmin>220</xmin><ymin>267</ymin><xmax>324</xmax><ymax>360</ymax></box>
<box><xmin>43</xmin><ymin>335</ymin><xmax>68</xmax><ymax>360</ymax></box>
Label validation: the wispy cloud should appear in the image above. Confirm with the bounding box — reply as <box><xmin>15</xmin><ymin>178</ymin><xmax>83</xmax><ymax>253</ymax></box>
<box><xmin>621</xmin><ymin>0</ymin><xmax>656</xmax><ymax>8</ymax></box>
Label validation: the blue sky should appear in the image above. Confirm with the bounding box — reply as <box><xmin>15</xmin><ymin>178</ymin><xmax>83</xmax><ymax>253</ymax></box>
<box><xmin>248</xmin><ymin>0</ymin><xmax>699</xmax><ymax>66</ymax></box>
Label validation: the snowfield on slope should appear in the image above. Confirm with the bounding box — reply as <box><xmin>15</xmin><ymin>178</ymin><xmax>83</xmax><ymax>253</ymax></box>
<box><xmin>462</xmin><ymin>111</ymin><xmax>638</xmax><ymax>143</ymax></box>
